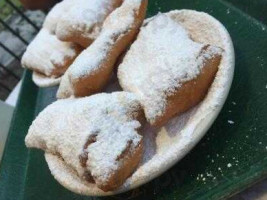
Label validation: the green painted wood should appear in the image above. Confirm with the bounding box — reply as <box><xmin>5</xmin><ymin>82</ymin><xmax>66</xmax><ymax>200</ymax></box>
<box><xmin>0</xmin><ymin>0</ymin><xmax>267</xmax><ymax>199</ymax></box>
<box><xmin>223</xmin><ymin>0</ymin><xmax>267</xmax><ymax>24</ymax></box>
<box><xmin>0</xmin><ymin>71</ymin><xmax>38</xmax><ymax>200</ymax></box>
<box><xmin>0</xmin><ymin>101</ymin><xmax>14</xmax><ymax>162</ymax></box>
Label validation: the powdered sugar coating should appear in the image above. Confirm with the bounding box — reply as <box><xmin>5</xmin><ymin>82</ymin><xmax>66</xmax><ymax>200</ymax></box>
<box><xmin>56</xmin><ymin>71</ymin><xmax>74</xmax><ymax>98</ymax></box>
<box><xmin>43</xmin><ymin>0</ymin><xmax>73</xmax><ymax>33</ymax></box>
<box><xmin>22</xmin><ymin>0</ymin><xmax>81</xmax><ymax>87</ymax></box>
<box><xmin>57</xmin><ymin>0</ymin><xmax>143</xmax><ymax>98</ymax></box>
<box><xmin>68</xmin><ymin>33</ymin><xmax>114</xmax><ymax>79</ymax></box>
<box><xmin>45</xmin><ymin>10</ymin><xmax>234</xmax><ymax>196</ymax></box>
<box><xmin>22</xmin><ymin>29</ymin><xmax>78</xmax><ymax>77</ymax></box>
<box><xmin>67</xmin><ymin>0</ymin><xmax>143</xmax><ymax>80</ymax></box>
<box><xmin>55</xmin><ymin>0</ymin><xmax>121</xmax><ymax>43</ymax></box>
<box><xmin>25</xmin><ymin>92</ymin><xmax>143</xmax><ymax>184</ymax></box>
<box><xmin>118</xmin><ymin>13</ymin><xmax>222</xmax><ymax>124</ymax></box>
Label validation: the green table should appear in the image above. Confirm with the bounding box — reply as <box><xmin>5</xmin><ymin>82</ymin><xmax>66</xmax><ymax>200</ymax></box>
<box><xmin>0</xmin><ymin>101</ymin><xmax>13</xmax><ymax>162</ymax></box>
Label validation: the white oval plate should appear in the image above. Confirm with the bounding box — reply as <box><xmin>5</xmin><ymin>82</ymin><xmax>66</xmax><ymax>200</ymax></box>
<box><xmin>45</xmin><ymin>9</ymin><xmax>235</xmax><ymax>196</ymax></box>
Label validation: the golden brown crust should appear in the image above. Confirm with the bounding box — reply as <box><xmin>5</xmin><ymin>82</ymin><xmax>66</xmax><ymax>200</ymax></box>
<box><xmin>152</xmin><ymin>46</ymin><xmax>222</xmax><ymax>127</ymax></box>
<box><xmin>71</xmin><ymin>0</ymin><xmax>148</xmax><ymax>97</ymax></box>
<box><xmin>98</xmin><ymin>140</ymin><xmax>143</xmax><ymax>192</ymax></box>
<box><xmin>57</xmin><ymin>25</ymin><xmax>95</xmax><ymax>48</ymax></box>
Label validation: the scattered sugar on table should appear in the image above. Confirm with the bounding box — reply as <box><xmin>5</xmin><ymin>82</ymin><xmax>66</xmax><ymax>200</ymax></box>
<box><xmin>228</xmin><ymin>120</ymin><xmax>235</xmax><ymax>124</ymax></box>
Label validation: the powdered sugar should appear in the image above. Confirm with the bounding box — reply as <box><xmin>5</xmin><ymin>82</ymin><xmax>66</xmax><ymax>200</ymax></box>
<box><xmin>102</xmin><ymin>0</ymin><xmax>143</xmax><ymax>33</ymax></box>
<box><xmin>25</xmin><ymin>92</ymin><xmax>143</xmax><ymax>184</ymax></box>
<box><xmin>22</xmin><ymin>28</ymin><xmax>78</xmax><ymax>77</ymax></box>
<box><xmin>45</xmin><ymin>10</ymin><xmax>234</xmax><ymax>196</ymax></box>
<box><xmin>22</xmin><ymin>0</ymin><xmax>82</xmax><ymax>86</ymax></box>
<box><xmin>67</xmin><ymin>0</ymin><xmax>142</xmax><ymax>80</ymax></box>
<box><xmin>43</xmin><ymin>0</ymin><xmax>73</xmax><ymax>33</ymax></box>
<box><xmin>68</xmin><ymin>33</ymin><xmax>114</xmax><ymax>79</ymax></box>
<box><xmin>56</xmin><ymin>71</ymin><xmax>74</xmax><ymax>98</ymax></box>
<box><xmin>118</xmin><ymin>13</ymin><xmax>222</xmax><ymax>123</ymax></box>
<box><xmin>55</xmin><ymin>0</ymin><xmax>122</xmax><ymax>44</ymax></box>
<box><xmin>51</xmin><ymin>48</ymin><xmax>76</xmax><ymax>67</ymax></box>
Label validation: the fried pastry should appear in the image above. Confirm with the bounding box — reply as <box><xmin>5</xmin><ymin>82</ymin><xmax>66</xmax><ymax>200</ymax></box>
<box><xmin>22</xmin><ymin>0</ymin><xmax>84</xmax><ymax>87</ymax></box>
<box><xmin>118</xmin><ymin>13</ymin><xmax>223</xmax><ymax>126</ymax></box>
<box><xmin>57</xmin><ymin>0</ymin><xmax>148</xmax><ymax>98</ymax></box>
<box><xmin>55</xmin><ymin>0</ymin><xmax>123</xmax><ymax>47</ymax></box>
<box><xmin>21</xmin><ymin>29</ymin><xmax>82</xmax><ymax>87</ymax></box>
<box><xmin>25</xmin><ymin>92</ymin><xmax>145</xmax><ymax>192</ymax></box>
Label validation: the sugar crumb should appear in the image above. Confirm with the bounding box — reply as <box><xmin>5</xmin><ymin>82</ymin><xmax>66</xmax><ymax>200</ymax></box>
<box><xmin>207</xmin><ymin>172</ymin><xmax>213</xmax><ymax>177</ymax></box>
<box><xmin>228</xmin><ymin>120</ymin><xmax>234</xmax><ymax>124</ymax></box>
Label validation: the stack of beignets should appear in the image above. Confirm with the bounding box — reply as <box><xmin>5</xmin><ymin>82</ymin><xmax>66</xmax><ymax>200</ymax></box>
<box><xmin>24</xmin><ymin>4</ymin><xmax>226</xmax><ymax>194</ymax></box>
<box><xmin>22</xmin><ymin>0</ymin><xmax>124</xmax><ymax>87</ymax></box>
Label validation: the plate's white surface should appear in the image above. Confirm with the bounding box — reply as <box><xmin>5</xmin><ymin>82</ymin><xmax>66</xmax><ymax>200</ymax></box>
<box><xmin>32</xmin><ymin>71</ymin><xmax>61</xmax><ymax>87</ymax></box>
<box><xmin>45</xmin><ymin>10</ymin><xmax>235</xmax><ymax>196</ymax></box>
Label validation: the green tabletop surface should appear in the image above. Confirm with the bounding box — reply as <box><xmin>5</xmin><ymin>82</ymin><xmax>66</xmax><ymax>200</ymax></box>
<box><xmin>0</xmin><ymin>101</ymin><xmax>14</xmax><ymax>162</ymax></box>
<box><xmin>0</xmin><ymin>0</ymin><xmax>267</xmax><ymax>199</ymax></box>
<box><xmin>224</xmin><ymin>0</ymin><xmax>267</xmax><ymax>24</ymax></box>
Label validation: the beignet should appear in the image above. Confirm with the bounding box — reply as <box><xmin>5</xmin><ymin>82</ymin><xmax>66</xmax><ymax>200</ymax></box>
<box><xmin>25</xmin><ymin>92</ymin><xmax>145</xmax><ymax>191</ymax></box>
<box><xmin>55</xmin><ymin>0</ymin><xmax>123</xmax><ymax>47</ymax></box>
<box><xmin>118</xmin><ymin>14</ymin><xmax>223</xmax><ymax>126</ymax></box>
<box><xmin>57</xmin><ymin>0</ymin><xmax>148</xmax><ymax>98</ymax></box>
